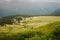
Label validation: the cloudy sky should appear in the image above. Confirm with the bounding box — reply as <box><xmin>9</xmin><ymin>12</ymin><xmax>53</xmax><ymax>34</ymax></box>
<box><xmin>0</xmin><ymin>0</ymin><xmax>60</xmax><ymax>9</ymax></box>
<box><xmin>0</xmin><ymin>0</ymin><xmax>60</xmax><ymax>16</ymax></box>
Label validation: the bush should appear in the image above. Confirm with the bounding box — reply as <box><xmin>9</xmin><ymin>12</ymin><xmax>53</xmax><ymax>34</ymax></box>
<box><xmin>0</xmin><ymin>17</ymin><xmax>14</xmax><ymax>26</ymax></box>
<box><xmin>52</xmin><ymin>26</ymin><xmax>60</xmax><ymax>40</ymax></box>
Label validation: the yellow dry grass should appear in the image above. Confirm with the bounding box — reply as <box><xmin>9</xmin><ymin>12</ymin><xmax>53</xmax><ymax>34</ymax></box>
<box><xmin>0</xmin><ymin>16</ymin><xmax>60</xmax><ymax>33</ymax></box>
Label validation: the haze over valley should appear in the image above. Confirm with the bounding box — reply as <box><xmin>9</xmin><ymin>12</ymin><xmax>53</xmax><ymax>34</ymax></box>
<box><xmin>0</xmin><ymin>0</ymin><xmax>60</xmax><ymax>17</ymax></box>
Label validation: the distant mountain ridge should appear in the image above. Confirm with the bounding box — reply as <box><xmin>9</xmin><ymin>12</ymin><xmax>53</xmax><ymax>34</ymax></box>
<box><xmin>51</xmin><ymin>9</ymin><xmax>60</xmax><ymax>16</ymax></box>
<box><xmin>0</xmin><ymin>9</ymin><xmax>60</xmax><ymax>17</ymax></box>
<box><xmin>0</xmin><ymin>2</ymin><xmax>60</xmax><ymax>17</ymax></box>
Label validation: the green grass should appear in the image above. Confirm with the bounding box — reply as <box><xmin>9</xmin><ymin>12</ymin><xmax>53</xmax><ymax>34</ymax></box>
<box><xmin>0</xmin><ymin>21</ymin><xmax>60</xmax><ymax>40</ymax></box>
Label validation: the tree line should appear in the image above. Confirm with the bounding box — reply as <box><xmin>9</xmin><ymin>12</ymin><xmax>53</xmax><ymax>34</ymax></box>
<box><xmin>0</xmin><ymin>16</ymin><xmax>22</xmax><ymax>26</ymax></box>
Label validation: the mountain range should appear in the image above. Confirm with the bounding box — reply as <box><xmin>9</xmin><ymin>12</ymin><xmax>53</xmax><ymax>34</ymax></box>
<box><xmin>0</xmin><ymin>2</ymin><xmax>60</xmax><ymax>17</ymax></box>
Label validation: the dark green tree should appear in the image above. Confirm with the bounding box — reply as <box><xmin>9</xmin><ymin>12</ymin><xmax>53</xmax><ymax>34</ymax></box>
<box><xmin>0</xmin><ymin>17</ymin><xmax>14</xmax><ymax>26</ymax></box>
<box><xmin>16</xmin><ymin>17</ymin><xmax>22</xmax><ymax>23</ymax></box>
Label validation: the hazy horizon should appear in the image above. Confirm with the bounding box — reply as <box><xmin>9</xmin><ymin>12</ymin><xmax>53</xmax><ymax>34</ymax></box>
<box><xmin>0</xmin><ymin>0</ymin><xmax>60</xmax><ymax>17</ymax></box>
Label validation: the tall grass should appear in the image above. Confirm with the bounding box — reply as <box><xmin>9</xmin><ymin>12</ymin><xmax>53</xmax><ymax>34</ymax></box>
<box><xmin>0</xmin><ymin>21</ymin><xmax>60</xmax><ymax>40</ymax></box>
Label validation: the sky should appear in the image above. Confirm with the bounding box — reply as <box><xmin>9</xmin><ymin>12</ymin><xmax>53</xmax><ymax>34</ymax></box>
<box><xmin>0</xmin><ymin>0</ymin><xmax>60</xmax><ymax>9</ymax></box>
<box><xmin>0</xmin><ymin>0</ymin><xmax>60</xmax><ymax>16</ymax></box>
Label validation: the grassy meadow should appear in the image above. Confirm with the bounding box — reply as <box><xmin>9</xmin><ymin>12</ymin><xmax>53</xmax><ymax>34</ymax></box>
<box><xmin>0</xmin><ymin>16</ymin><xmax>60</xmax><ymax>40</ymax></box>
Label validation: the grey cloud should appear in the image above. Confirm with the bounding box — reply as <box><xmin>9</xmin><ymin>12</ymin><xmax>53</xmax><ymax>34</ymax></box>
<box><xmin>0</xmin><ymin>0</ymin><xmax>60</xmax><ymax>12</ymax></box>
<box><xmin>0</xmin><ymin>0</ymin><xmax>60</xmax><ymax>17</ymax></box>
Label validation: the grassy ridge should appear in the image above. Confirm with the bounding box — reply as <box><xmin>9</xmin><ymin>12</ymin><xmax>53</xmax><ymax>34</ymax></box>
<box><xmin>0</xmin><ymin>21</ymin><xmax>60</xmax><ymax>40</ymax></box>
<box><xmin>29</xmin><ymin>21</ymin><xmax>60</xmax><ymax>40</ymax></box>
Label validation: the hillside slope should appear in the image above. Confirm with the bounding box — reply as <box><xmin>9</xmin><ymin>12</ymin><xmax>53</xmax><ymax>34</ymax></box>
<box><xmin>0</xmin><ymin>21</ymin><xmax>60</xmax><ymax>40</ymax></box>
